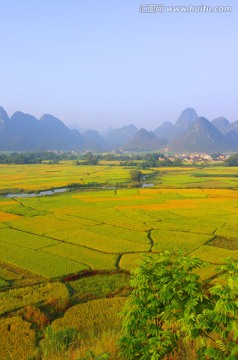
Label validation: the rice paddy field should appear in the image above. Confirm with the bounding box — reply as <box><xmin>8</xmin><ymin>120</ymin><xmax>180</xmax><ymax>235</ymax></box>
<box><xmin>0</xmin><ymin>162</ymin><xmax>238</xmax><ymax>280</ymax></box>
<box><xmin>0</xmin><ymin>162</ymin><xmax>131</xmax><ymax>193</ymax></box>
<box><xmin>1</xmin><ymin>161</ymin><xmax>238</xmax><ymax>357</ymax></box>
<box><xmin>1</xmin><ymin>161</ymin><xmax>238</xmax><ymax>193</ymax></box>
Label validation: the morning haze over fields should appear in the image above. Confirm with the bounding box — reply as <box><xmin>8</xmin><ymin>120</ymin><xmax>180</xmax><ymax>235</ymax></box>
<box><xmin>0</xmin><ymin>1</ymin><xmax>238</xmax><ymax>360</ymax></box>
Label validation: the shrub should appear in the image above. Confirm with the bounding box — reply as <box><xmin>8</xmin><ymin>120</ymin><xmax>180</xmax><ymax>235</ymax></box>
<box><xmin>24</xmin><ymin>305</ymin><xmax>49</xmax><ymax>329</ymax></box>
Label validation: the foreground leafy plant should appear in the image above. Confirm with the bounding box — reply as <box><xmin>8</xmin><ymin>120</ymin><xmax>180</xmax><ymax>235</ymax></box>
<box><xmin>197</xmin><ymin>258</ymin><xmax>238</xmax><ymax>359</ymax></box>
<box><xmin>119</xmin><ymin>251</ymin><xmax>238</xmax><ymax>359</ymax></box>
<box><xmin>40</xmin><ymin>325</ymin><xmax>79</xmax><ymax>358</ymax></box>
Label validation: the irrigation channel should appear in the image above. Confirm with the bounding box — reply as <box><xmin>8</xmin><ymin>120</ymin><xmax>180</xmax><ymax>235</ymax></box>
<box><xmin>1</xmin><ymin>181</ymin><xmax>154</xmax><ymax>198</ymax></box>
<box><xmin>4</xmin><ymin>187</ymin><xmax>68</xmax><ymax>198</ymax></box>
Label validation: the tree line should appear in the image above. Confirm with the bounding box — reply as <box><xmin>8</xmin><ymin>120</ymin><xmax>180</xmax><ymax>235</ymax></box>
<box><xmin>0</xmin><ymin>152</ymin><xmax>69</xmax><ymax>164</ymax></box>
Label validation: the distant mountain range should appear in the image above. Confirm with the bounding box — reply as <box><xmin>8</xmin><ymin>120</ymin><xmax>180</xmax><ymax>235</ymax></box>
<box><xmin>0</xmin><ymin>106</ymin><xmax>238</xmax><ymax>153</ymax></box>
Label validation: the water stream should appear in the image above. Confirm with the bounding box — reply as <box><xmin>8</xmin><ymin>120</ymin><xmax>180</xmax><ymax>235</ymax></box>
<box><xmin>4</xmin><ymin>187</ymin><xmax>68</xmax><ymax>198</ymax></box>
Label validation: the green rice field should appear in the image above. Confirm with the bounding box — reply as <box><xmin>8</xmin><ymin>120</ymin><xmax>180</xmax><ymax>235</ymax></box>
<box><xmin>0</xmin><ymin>163</ymin><xmax>238</xmax><ymax>279</ymax></box>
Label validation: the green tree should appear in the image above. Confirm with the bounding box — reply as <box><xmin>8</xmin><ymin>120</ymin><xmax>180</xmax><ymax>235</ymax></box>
<box><xmin>119</xmin><ymin>252</ymin><xmax>238</xmax><ymax>360</ymax></box>
<box><xmin>129</xmin><ymin>170</ymin><xmax>142</xmax><ymax>182</ymax></box>
<box><xmin>85</xmin><ymin>152</ymin><xmax>99</xmax><ymax>165</ymax></box>
<box><xmin>225</xmin><ymin>154</ymin><xmax>238</xmax><ymax>166</ymax></box>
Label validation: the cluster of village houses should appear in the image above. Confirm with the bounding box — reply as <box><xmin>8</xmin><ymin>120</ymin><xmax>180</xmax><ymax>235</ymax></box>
<box><xmin>164</xmin><ymin>153</ymin><xmax>227</xmax><ymax>163</ymax></box>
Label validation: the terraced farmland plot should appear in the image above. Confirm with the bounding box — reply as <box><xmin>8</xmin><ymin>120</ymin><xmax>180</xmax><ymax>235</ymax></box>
<box><xmin>0</xmin><ymin>200</ymin><xmax>47</xmax><ymax>216</ymax></box>
<box><xmin>83</xmin><ymin>224</ymin><xmax>149</xmax><ymax>243</ymax></box>
<box><xmin>190</xmin><ymin>245</ymin><xmax>238</xmax><ymax>264</ymax></box>
<box><xmin>73</xmin><ymin>188</ymin><xmax>140</xmax><ymax>199</ymax></box>
<box><xmin>0</xmin><ymin>241</ymin><xmax>88</xmax><ymax>278</ymax></box>
<box><xmin>8</xmin><ymin>214</ymin><xmax>99</xmax><ymax>236</ymax></box>
<box><xmin>215</xmin><ymin>224</ymin><xmax>238</xmax><ymax>239</ymax></box>
<box><xmin>0</xmin><ymin>228</ymin><xmax>59</xmax><ymax>249</ymax></box>
<box><xmin>19</xmin><ymin>195</ymin><xmax>81</xmax><ymax>211</ymax></box>
<box><xmin>46</xmin><ymin>227</ymin><xmax>150</xmax><ymax>253</ymax></box>
<box><xmin>74</xmin><ymin>195</ymin><xmax>165</xmax><ymax>208</ymax></box>
<box><xmin>0</xmin><ymin>200</ymin><xmax>16</xmax><ymax>206</ymax></box>
<box><xmin>151</xmin><ymin>230</ymin><xmax>214</xmax><ymax>254</ymax></box>
<box><xmin>42</xmin><ymin>243</ymin><xmax>118</xmax><ymax>270</ymax></box>
<box><xmin>120</xmin><ymin>253</ymin><xmax>150</xmax><ymax>271</ymax></box>
<box><xmin>221</xmin><ymin>214</ymin><xmax>238</xmax><ymax>224</ymax></box>
<box><xmin>203</xmin><ymin>189</ymin><xmax>238</xmax><ymax>198</ymax></box>
<box><xmin>171</xmin><ymin>200</ymin><xmax>236</xmax><ymax>220</ymax></box>
<box><xmin>0</xmin><ymin>211</ymin><xmax>20</xmax><ymax>222</ymax></box>
<box><xmin>138</xmin><ymin>209</ymin><xmax>183</xmax><ymax>222</ymax></box>
<box><xmin>1</xmin><ymin>186</ymin><xmax>238</xmax><ymax>278</ymax></box>
<box><xmin>115</xmin><ymin>208</ymin><xmax>159</xmax><ymax>223</ymax></box>
<box><xmin>52</xmin><ymin>204</ymin><xmax>149</xmax><ymax>231</ymax></box>
<box><xmin>148</xmin><ymin>217</ymin><xmax>221</xmax><ymax>235</ymax></box>
<box><xmin>116</xmin><ymin>199</ymin><xmax>199</xmax><ymax>212</ymax></box>
<box><xmin>161</xmin><ymin>188</ymin><xmax>208</xmax><ymax>198</ymax></box>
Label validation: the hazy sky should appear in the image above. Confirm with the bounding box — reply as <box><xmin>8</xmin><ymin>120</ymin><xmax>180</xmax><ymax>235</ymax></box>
<box><xmin>0</xmin><ymin>0</ymin><xmax>237</xmax><ymax>131</ymax></box>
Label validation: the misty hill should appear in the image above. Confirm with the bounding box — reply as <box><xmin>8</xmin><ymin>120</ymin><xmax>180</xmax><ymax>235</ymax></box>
<box><xmin>38</xmin><ymin>114</ymin><xmax>84</xmax><ymax>150</ymax></box>
<box><xmin>0</xmin><ymin>107</ymin><xmax>10</xmax><ymax>149</ymax></box>
<box><xmin>153</xmin><ymin>108</ymin><xmax>198</xmax><ymax>142</ymax></box>
<box><xmin>167</xmin><ymin>117</ymin><xmax>237</xmax><ymax>152</ymax></box>
<box><xmin>211</xmin><ymin>117</ymin><xmax>230</xmax><ymax>134</ymax></box>
<box><xmin>154</xmin><ymin>121</ymin><xmax>173</xmax><ymax>138</ymax></box>
<box><xmin>7</xmin><ymin>111</ymin><xmax>42</xmax><ymax>150</ymax></box>
<box><xmin>124</xmin><ymin>128</ymin><xmax>167</xmax><ymax>151</ymax></box>
<box><xmin>0</xmin><ymin>106</ymin><xmax>9</xmax><ymax>125</ymax></box>
<box><xmin>103</xmin><ymin>124</ymin><xmax>138</xmax><ymax>149</ymax></box>
<box><xmin>168</xmin><ymin>108</ymin><xmax>198</xmax><ymax>141</ymax></box>
<box><xmin>81</xmin><ymin>130</ymin><xmax>106</xmax><ymax>151</ymax></box>
<box><xmin>0</xmin><ymin>108</ymin><xmax>84</xmax><ymax>151</ymax></box>
<box><xmin>229</xmin><ymin>120</ymin><xmax>238</xmax><ymax>134</ymax></box>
